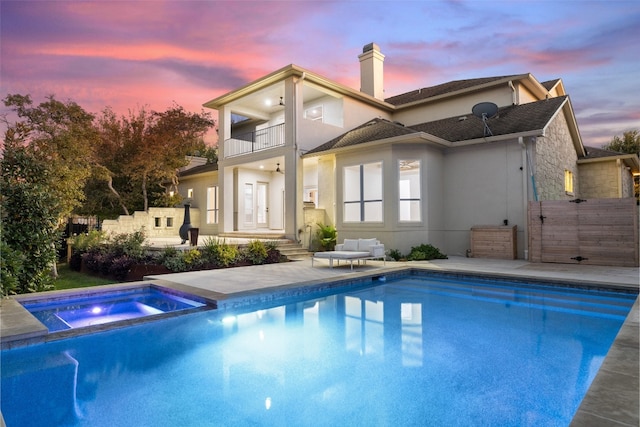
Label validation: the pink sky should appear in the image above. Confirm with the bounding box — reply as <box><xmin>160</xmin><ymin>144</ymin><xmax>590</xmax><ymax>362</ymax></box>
<box><xmin>2</xmin><ymin>1</ymin><xmax>639</xmax><ymax>147</ymax></box>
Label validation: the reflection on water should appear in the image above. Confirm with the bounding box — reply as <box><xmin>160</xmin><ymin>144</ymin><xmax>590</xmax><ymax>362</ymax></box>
<box><xmin>1</xmin><ymin>277</ymin><xmax>634</xmax><ymax>426</ymax></box>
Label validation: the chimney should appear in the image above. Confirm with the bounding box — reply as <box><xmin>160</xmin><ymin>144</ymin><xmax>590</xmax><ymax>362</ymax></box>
<box><xmin>358</xmin><ymin>42</ymin><xmax>385</xmax><ymax>100</ymax></box>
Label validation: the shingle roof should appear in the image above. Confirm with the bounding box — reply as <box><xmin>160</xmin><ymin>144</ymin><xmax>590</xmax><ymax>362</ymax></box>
<box><xmin>305</xmin><ymin>118</ymin><xmax>418</xmax><ymax>154</ymax></box>
<box><xmin>306</xmin><ymin>96</ymin><xmax>568</xmax><ymax>154</ymax></box>
<box><xmin>541</xmin><ymin>79</ymin><xmax>561</xmax><ymax>91</ymax></box>
<box><xmin>412</xmin><ymin>96</ymin><xmax>567</xmax><ymax>142</ymax></box>
<box><xmin>580</xmin><ymin>146</ymin><xmax>625</xmax><ymax>159</ymax></box>
<box><xmin>178</xmin><ymin>162</ymin><xmax>218</xmax><ymax>178</ymax></box>
<box><xmin>384</xmin><ymin>75</ymin><xmax>521</xmax><ymax>106</ymax></box>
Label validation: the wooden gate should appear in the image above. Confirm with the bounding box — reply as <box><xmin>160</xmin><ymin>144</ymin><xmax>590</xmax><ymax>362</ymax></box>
<box><xmin>528</xmin><ymin>198</ymin><xmax>639</xmax><ymax>267</ymax></box>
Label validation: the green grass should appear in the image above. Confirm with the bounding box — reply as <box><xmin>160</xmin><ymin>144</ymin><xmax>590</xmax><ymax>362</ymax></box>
<box><xmin>54</xmin><ymin>263</ymin><xmax>116</xmax><ymax>290</ymax></box>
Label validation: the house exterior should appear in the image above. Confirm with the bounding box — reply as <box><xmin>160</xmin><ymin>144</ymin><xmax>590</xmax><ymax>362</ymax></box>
<box><xmin>174</xmin><ymin>43</ymin><xmax>636</xmax><ymax>259</ymax></box>
<box><xmin>578</xmin><ymin>147</ymin><xmax>639</xmax><ymax>199</ymax></box>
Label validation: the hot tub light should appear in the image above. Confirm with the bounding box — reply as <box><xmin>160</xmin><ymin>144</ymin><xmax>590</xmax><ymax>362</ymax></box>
<box><xmin>91</xmin><ymin>306</ymin><xmax>103</xmax><ymax>314</ymax></box>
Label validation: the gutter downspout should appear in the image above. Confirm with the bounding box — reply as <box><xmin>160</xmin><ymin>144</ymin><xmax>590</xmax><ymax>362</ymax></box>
<box><xmin>509</xmin><ymin>80</ymin><xmax>517</xmax><ymax>105</ymax></box>
<box><xmin>519</xmin><ymin>137</ymin><xmax>533</xmax><ymax>260</ymax></box>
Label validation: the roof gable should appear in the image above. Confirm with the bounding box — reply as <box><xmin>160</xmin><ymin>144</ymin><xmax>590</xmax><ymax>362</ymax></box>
<box><xmin>306</xmin><ymin>118</ymin><xmax>417</xmax><ymax>154</ymax></box>
<box><xmin>412</xmin><ymin>96</ymin><xmax>568</xmax><ymax>142</ymax></box>
<box><xmin>306</xmin><ymin>96</ymin><xmax>569</xmax><ymax>155</ymax></box>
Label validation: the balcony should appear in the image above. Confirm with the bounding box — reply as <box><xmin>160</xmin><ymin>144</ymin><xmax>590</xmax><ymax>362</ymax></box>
<box><xmin>224</xmin><ymin>123</ymin><xmax>285</xmax><ymax>158</ymax></box>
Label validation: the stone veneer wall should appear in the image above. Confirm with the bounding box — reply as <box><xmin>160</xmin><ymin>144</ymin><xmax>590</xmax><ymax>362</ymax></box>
<box><xmin>621</xmin><ymin>166</ymin><xmax>635</xmax><ymax>198</ymax></box>
<box><xmin>101</xmin><ymin>207</ymin><xmax>201</xmax><ymax>237</ymax></box>
<box><xmin>579</xmin><ymin>162</ymin><xmax>620</xmax><ymax>199</ymax></box>
<box><xmin>534</xmin><ymin>111</ymin><xmax>579</xmax><ymax>200</ymax></box>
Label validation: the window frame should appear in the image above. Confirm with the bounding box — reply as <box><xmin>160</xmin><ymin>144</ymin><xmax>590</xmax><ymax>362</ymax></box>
<box><xmin>398</xmin><ymin>160</ymin><xmax>421</xmax><ymax>222</ymax></box>
<box><xmin>343</xmin><ymin>162</ymin><xmax>383</xmax><ymax>223</ymax></box>
<box><xmin>206</xmin><ymin>186</ymin><xmax>219</xmax><ymax>224</ymax></box>
<box><xmin>564</xmin><ymin>169</ymin><xmax>574</xmax><ymax>195</ymax></box>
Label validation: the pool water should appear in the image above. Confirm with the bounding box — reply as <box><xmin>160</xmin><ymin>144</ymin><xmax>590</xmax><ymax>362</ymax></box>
<box><xmin>21</xmin><ymin>286</ymin><xmax>206</xmax><ymax>332</ymax></box>
<box><xmin>1</xmin><ymin>275</ymin><xmax>635</xmax><ymax>426</ymax></box>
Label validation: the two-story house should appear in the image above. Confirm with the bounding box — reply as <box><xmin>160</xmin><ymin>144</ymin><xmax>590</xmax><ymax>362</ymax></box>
<box><xmin>167</xmin><ymin>43</ymin><xmax>637</xmax><ymax>259</ymax></box>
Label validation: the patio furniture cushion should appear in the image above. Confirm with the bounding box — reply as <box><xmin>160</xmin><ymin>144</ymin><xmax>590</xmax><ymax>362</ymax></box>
<box><xmin>342</xmin><ymin>239</ymin><xmax>359</xmax><ymax>251</ymax></box>
<box><xmin>357</xmin><ymin>238</ymin><xmax>378</xmax><ymax>252</ymax></box>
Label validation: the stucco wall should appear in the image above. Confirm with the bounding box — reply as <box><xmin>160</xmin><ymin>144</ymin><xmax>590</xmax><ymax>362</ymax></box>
<box><xmin>534</xmin><ymin>111</ymin><xmax>579</xmax><ymax>200</ymax></box>
<box><xmin>176</xmin><ymin>172</ymin><xmax>218</xmax><ymax>235</ymax></box>
<box><xmin>442</xmin><ymin>140</ymin><xmax>526</xmax><ymax>258</ymax></box>
<box><xmin>102</xmin><ymin>207</ymin><xmax>201</xmax><ymax>238</ymax></box>
<box><xmin>393</xmin><ymin>86</ymin><xmax>514</xmax><ymax>126</ymax></box>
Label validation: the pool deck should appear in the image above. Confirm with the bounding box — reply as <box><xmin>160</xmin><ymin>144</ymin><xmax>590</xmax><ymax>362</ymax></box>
<box><xmin>1</xmin><ymin>256</ymin><xmax>638</xmax><ymax>426</ymax></box>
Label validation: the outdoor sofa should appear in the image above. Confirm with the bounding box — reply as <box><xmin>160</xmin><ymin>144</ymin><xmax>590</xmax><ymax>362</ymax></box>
<box><xmin>311</xmin><ymin>238</ymin><xmax>386</xmax><ymax>270</ymax></box>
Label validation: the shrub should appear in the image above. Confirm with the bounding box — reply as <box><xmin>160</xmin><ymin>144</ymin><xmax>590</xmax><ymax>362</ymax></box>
<box><xmin>387</xmin><ymin>248</ymin><xmax>403</xmax><ymax>261</ymax></box>
<box><xmin>315</xmin><ymin>223</ymin><xmax>337</xmax><ymax>251</ymax></box>
<box><xmin>107</xmin><ymin>229</ymin><xmax>146</xmax><ymax>259</ymax></box>
<box><xmin>406</xmin><ymin>244</ymin><xmax>448</xmax><ymax>261</ymax></box>
<box><xmin>69</xmin><ymin>230</ymin><xmax>106</xmax><ymax>271</ymax></box>
<box><xmin>243</xmin><ymin>240</ymin><xmax>268</xmax><ymax>265</ymax></box>
<box><xmin>183</xmin><ymin>249</ymin><xmax>202</xmax><ymax>269</ymax></box>
<box><xmin>159</xmin><ymin>246</ymin><xmax>186</xmax><ymax>272</ymax></box>
<box><xmin>110</xmin><ymin>255</ymin><xmax>135</xmax><ymax>280</ymax></box>
<box><xmin>200</xmin><ymin>237</ymin><xmax>239</xmax><ymax>268</ymax></box>
<box><xmin>1</xmin><ymin>238</ymin><xmax>24</xmax><ymax>296</ymax></box>
<box><xmin>70</xmin><ymin>230</ymin><xmax>106</xmax><ymax>253</ymax></box>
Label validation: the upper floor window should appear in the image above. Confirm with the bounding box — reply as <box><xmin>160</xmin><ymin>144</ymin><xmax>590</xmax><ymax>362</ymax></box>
<box><xmin>187</xmin><ymin>188</ymin><xmax>194</xmax><ymax>199</ymax></box>
<box><xmin>564</xmin><ymin>170</ymin><xmax>574</xmax><ymax>194</ymax></box>
<box><xmin>399</xmin><ymin>160</ymin><xmax>421</xmax><ymax>222</ymax></box>
<box><xmin>207</xmin><ymin>186</ymin><xmax>219</xmax><ymax>224</ymax></box>
<box><xmin>304</xmin><ymin>105</ymin><xmax>323</xmax><ymax>122</ymax></box>
<box><xmin>344</xmin><ymin>162</ymin><xmax>383</xmax><ymax>222</ymax></box>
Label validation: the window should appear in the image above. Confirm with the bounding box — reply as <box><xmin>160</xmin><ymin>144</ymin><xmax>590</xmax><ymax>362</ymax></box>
<box><xmin>187</xmin><ymin>188</ymin><xmax>194</xmax><ymax>198</ymax></box>
<box><xmin>166</xmin><ymin>217</ymin><xmax>174</xmax><ymax>227</ymax></box>
<box><xmin>564</xmin><ymin>170</ymin><xmax>574</xmax><ymax>194</ymax></box>
<box><xmin>304</xmin><ymin>105</ymin><xmax>323</xmax><ymax>122</ymax></box>
<box><xmin>399</xmin><ymin>160</ymin><xmax>421</xmax><ymax>222</ymax></box>
<box><xmin>206</xmin><ymin>186</ymin><xmax>219</xmax><ymax>224</ymax></box>
<box><xmin>154</xmin><ymin>217</ymin><xmax>161</xmax><ymax>228</ymax></box>
<box><xmin>244</xmin><ymin>184</ymin><xmax>253</xmax><ymax>224</ymax></box>
<box><xmin>343</xmin><ymin>162</ymin><xmax>382</xmax><ymax>222</ymax></box>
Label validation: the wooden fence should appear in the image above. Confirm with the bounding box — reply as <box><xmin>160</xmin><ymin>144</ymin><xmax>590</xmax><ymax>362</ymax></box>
<box><xmin>528</xmin><ymin>198</ymin><xmax>639</xmax><ymax>267</ymax></box>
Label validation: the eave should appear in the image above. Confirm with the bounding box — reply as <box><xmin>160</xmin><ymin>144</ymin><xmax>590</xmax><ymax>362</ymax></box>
<box><xmin>203</xmin><ymin>64</ymin><xmax>395</xmax><ymax>112</ymax></box>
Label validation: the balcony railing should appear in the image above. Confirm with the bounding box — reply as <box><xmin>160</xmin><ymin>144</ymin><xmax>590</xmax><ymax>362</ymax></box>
<box><xmin>224</xmin><ymin>123</ymin><xmax>285</xmax><ymax>158</ymax></box>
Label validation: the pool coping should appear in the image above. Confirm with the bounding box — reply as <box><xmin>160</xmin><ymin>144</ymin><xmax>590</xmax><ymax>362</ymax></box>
<box><xmin>1</xmin><ymin>264</ymin><xmax>638</xmax><ymax>426</ymax></box>
<box><xmin>0</xmin><ymin>281</ymin><xmax>217</xmax><ymax>349</ymax></box>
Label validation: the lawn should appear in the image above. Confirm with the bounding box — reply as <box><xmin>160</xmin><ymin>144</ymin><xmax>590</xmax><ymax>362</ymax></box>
<box><xmin>54</xmin><ymin>263</ymin><xmax>116</xmax><ymax>290</ymax></box>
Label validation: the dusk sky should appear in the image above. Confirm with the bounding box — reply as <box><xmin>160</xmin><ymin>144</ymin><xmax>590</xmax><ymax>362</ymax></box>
<box><xmin>1</xmin><ymin>0</ymin><xmax>638</xmax><ymax>147</ymax></box>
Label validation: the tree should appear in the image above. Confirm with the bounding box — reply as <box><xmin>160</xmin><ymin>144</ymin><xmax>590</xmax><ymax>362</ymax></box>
<box><xmin>88</xmin><ymin>105</ymin><xmax>214</xmax><ymax>216</ymax></box>
<box><xmin>603</xmin><ymin>129</ymin><xmax>640</xmax><ymax>155</ymax></box>
<box><xmin>1</xmin><ymin>142</ymin><xmax>59</xmax><ymax>293</ymax></box>
<box><xmin>2</xmin><ymin>94</ymin><xmax>98</xmax><ymax>218</ymax></box>
<box><xmin>1</xmin><ymin>94</ymin><xmax>98</xmax><ymax>289</ymax></box>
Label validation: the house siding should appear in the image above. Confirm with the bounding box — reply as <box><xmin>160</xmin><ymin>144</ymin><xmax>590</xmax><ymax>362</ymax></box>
<box><xmin>534</xmin><ymin>112</ymin><xmax>579</xmax><ymax>200</ymax></box>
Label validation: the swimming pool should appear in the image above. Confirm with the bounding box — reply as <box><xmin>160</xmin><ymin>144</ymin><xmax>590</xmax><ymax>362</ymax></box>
<box><xmin>1</xmin><ymin>273</ymin><xmax>636</xmax><ymax>426</ymax></box>
<box><xmin>20</xmin><ymin>286</ymin><xmax>208</xmax><ymax>332</ymax></box>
